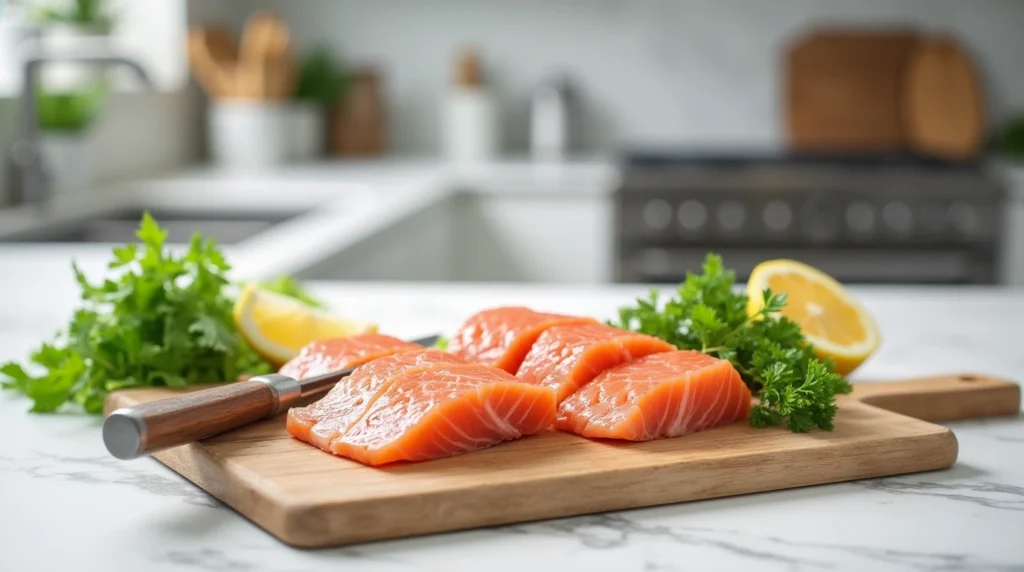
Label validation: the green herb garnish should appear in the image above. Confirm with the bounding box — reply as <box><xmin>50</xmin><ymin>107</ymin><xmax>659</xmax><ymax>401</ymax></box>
<box><xmin>611</xmin><ymin>253</ymin><xmax>852</xmax><ymax>432</ymax></box>
<box><xmin>258</xmin><ymin>275</ymin><xmax>325</xmax><ymax>309</ymax></box>
<box><xmin>1</xmin><ymin>212</ymin><xmax>273</xmax><ymax>414</ymax></box>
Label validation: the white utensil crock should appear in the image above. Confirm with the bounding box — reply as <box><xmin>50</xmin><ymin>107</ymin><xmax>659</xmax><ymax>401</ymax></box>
<box><xmin>207</xmin><ymin>100</ymin><xmax>289</xmax><ymax>169</ymax></box>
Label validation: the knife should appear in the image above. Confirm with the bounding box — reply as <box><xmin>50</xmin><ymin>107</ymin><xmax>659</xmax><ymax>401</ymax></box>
<box><xmin>103</xmin><ymin>334</ymin><xmax>441</xmax><ymax>460</ymax></box>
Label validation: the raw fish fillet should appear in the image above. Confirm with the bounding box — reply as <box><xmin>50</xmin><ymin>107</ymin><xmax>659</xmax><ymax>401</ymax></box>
<box><xmin>448</xmin><ymin>306</ymin><xmax>597</xmax><ymax>373</ymax></box>
<box><xmin>279</xmin><ymin>333</ymin><xmax>423</xmax><ymax>380</ymax></box>
<box><xmin>516</xmin><ymin>322</ymin><xmax>676</xmax><ymax>401</ymax></box>
<box><xmin>331</xmin><ymin>364</ymin><xmax>556</xmax><ymax>466</ymax></box>
<box><xmin>556</xmin><ymin>351</ymin><xmax>751</xmax><ymax>440</ymax></box>
<box><xmin>287</xmin><ymin>349</ymin><xmax>466</xmax><ymax>452</ymax></box>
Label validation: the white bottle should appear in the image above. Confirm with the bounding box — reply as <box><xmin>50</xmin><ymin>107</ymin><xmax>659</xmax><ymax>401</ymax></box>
<box><xmin>443</xmin><ymin>48</ymin><xmax>498</xmax><ymax>164</ymax></box>
<box><xmin>530</xmin><ymin>78</ymin><xmax>569</xmax><ymax>162</ymax></box>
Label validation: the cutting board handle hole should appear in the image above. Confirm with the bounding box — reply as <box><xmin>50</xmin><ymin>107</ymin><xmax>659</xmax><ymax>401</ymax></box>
<box><xmin>958</xmin><ymin>375</ymin><xmax>978</xmax><ymax>383</ymax></box>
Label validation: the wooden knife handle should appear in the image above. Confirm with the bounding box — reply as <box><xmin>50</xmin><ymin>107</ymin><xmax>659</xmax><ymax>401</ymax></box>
<box><xmin>103</xmin><ymin>380</ymin><xmax>278</xmax><ymax>460</ymax></box>
<box><xmin>851</xmin><ymin>373</ymin><xmax>1021</xmax><ymax>422</ymax></box>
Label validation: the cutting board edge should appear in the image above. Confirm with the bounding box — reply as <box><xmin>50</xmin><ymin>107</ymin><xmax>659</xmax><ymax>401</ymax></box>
<box><xmin>149</xmin><ymin>421</ymin><xmax>958</xmax><ymax>549</ymax></box>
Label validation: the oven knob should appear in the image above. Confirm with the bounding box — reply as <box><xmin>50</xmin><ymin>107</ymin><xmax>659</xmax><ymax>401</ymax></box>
<box><xmin>882</xmin><ymin>201</ymin><xmax>913</xmax><ymax>236</ymax></box>
<box><xmin>919</xmin><ymin>203</ymin><xmax>946</xmax><ymax>234</ymax></box>
<box><xmin>678</xmin><ymin>200</ymin><xmax>707</xmax><ymax>231</ymax></box>
<box><xmin>948</xmin><ymin>202</ymin><xmax>979</xmax><ymax>236</ymax></box>
<box><xmin>800</xmin><ymin>197</ymin><xmax>839</xmax><ymax>242</ymax></box>
<box><xmin>717</xmin><ymin>201</ymin><xmax>746</xmax><ymax>233</ymax></box>
<box><xmin>845</xmin><ymin>202</ymin><xmax>875</xmax><ymax>235</ymax></box>
<box><xmin>763</xmin><ymin>200</ymin><xmax>792</xmax><ymax>232</ymax></box>
<box><xmin>642</xmin><ymin>199</ymin><xmax>672</xmax><ymax>230</ymax></box>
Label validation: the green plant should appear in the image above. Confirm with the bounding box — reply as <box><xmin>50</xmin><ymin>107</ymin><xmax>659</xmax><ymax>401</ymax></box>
<box><xmin>293</xmin><ymin>46</ymin><xmax>348</xmax><ymax>106</ymax></box>
<box><xmin>35</xmin><ymin>79</ymin><xmax>108</xmax><ymax>132</ymax></box>
<box><xmin>990</xmin><ymin>115</ymin><xmax>1024</xmax><ymax>159</ymax></box>
<box><xmin>30</xmin><ymin>0</ymin><xmax>116</xmax><ymax>33</ymax></box>
<box><xmin>257</xmin><ymin>275</ymin><xmax>326</xmax><ymax>309</ymax></box>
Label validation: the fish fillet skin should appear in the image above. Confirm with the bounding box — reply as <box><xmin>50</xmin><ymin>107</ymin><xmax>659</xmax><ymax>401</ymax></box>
<box><xmin>278</xmin><ymin>333</ymin><xmax>423</xmax><ymax>381</ymax></box>
<box><xmin>556</xmin><ymin>351</ymin><xmax>751</xmax><ymax>441</ymax></box>
<box><xmin>331</xmin><ymin>364</ymin><xmax>557</xmax><ymax>466</ymax></box>
<box><xmin>516</xmin><ymin>322</ymin><xmax>676</xmax><ymax>402</ymax></box>
<box><xmin>287</xmin><ymin>349</ymin><xmax>467</xmax><ymax>452</ymax></box>
<box><xmin>448</xmin><ymin>306</ymin><xmax>597</xmax><ymax>373</ymax></box>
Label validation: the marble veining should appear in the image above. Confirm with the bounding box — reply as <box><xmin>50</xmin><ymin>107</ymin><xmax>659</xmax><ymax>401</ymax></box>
<box><xmin>510</xmin><ymin>512</ymin><xmax>1024</xmax><ymax>572</ymax></box>
<box><xmin>154</xmin><ymin>548</ymin><xmax>260</xmax><ymax>572</ymax></box>
<box><xmin>855</xmin><ymin>478</ymin><xmax>1024</xmax><ymax>512</ymax></box>
<box><xmin>512</xmin><ymin>514</ymin><xmax>828</xmax><ymax>567</ymax></box>
<box><xmin>0</xmin><ymin>451</ymin><xmax>219</xmax><ymax>508</ymax></box>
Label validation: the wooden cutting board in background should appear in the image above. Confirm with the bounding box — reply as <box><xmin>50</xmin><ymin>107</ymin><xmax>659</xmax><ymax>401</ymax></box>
<box><xmin>903</xmin><ymin>36</ymin><xmax>987</xmax><ymax>161</ymax></box>
<box><xmin>785</xmin><ymin>29</ymin><xmax>921</xmax><ymax>153</ymax></box>
<box><xmin>105</xmin><ymin>374</ymin><xmax>1020</xmax><ymax>548</ymax></box>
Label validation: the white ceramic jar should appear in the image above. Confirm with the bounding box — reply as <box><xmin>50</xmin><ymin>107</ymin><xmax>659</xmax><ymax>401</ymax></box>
<box><xmin>207</xmin><ymin>100</ymin><xmax>289</xmax><ymax>170</ymax></box>
<box><xmin>444</xmin><ymin>88</ymin><xmax>498</xmax><ymax>164</ymax></box>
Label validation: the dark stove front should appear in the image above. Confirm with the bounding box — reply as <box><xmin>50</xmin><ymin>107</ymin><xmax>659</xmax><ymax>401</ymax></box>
<box><xmin>612</xmin><ymin>153</ymin><xmax>1007</xmax><ymax>285</ymax></box>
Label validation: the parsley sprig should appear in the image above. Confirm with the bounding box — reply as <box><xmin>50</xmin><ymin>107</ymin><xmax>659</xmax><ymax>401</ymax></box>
<box><xmin>1</xmin><ymin>213</ymin><xmax>274</xmax><ymax>414</ymax></box>
<box><xmin>611</xmin><ymin>253</ymin><xmax>852</xmax><ymax>432</ymax></box>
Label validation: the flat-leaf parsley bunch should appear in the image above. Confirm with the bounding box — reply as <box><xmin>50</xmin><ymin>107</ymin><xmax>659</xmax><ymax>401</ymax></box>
<box><xmin>611</xmin><ymin>253</ymin><xmax>852</xmax><ymax>432</ymax></box>
<box><xmin>1</xmin><ymin>213</ymin><xmax>273</xmax><ymax>413</ymax></box>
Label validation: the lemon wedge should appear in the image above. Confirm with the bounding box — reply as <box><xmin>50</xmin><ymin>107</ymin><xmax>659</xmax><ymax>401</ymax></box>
<box><xmin>746</xmin><ymin>259</ymin><xmax>880</xmax><ymax>376</ymax></box>
<box><xmin>233</xmin><ymin>283</ymin><xmax>377</xmax><ymax>367</ymax></box>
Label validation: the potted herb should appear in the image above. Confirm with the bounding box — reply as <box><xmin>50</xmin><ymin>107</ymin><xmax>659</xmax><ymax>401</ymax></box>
<box><xmin>29</xmin><ymin>0</ymin><xmax>117</xmax><ymax>194</ymax></box>
<box><xmin>289</xmin><ymin>45</ymin><xmax>347</xmax><ymax>161</ymax></box>
<box><xmin>991</xmin><ymin>116</ymin><xmax>1024</xmax><ymax>163</ymax></box>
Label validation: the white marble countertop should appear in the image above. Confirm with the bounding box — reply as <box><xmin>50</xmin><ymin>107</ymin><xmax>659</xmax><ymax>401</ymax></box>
<box><xmin>1</xmin><ymin>276</ymin><xmax>1023</xmax><ymax>572</ymax></box>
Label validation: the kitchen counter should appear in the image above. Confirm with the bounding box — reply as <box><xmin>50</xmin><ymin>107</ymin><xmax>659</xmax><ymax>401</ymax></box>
<box><xmin>1</xmin><ymin>279</ymin><xmax>1023</xmax><ymax>572</ymax></box>
<box><xmin>0</xmin><ymin>158</ymin><xmax>620</xmax><ymax>283</ymax></box>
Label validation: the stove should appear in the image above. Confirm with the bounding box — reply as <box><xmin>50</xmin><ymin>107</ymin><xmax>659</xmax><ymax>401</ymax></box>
<box><xmin>613</xmin><ymin>152</ymin><xmax>1007</xmax><ymax>285</ymax></box>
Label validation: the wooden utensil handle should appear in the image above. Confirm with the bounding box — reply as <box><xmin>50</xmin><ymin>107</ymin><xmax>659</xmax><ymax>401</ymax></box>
<box><xmin>852</xmin><ymin>373</ymin><xmax>1020</xmax><ymax>422</ymax></box>
<box><xmin>103</xmin><ymin>381</ymin><xmax>276</xmax><ymax>460</ymax></box>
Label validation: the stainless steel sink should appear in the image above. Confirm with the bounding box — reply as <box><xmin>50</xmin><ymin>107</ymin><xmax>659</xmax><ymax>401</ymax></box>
<box><xmin>0</xmin><ymin>207</ymin><xmax>306</xmax><ymax>245</ymax></box>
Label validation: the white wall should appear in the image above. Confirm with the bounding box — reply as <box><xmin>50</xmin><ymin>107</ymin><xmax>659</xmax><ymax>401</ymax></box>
<box><xmin>213</xmin><ymin>0</ymin><xmax>1024</xmax><ymax>155</ymax></box>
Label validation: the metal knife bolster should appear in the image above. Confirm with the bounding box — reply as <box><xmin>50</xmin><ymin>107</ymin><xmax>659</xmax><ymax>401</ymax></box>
<box><xmin>250</xmin><ymin>373</ymin><xmax>303</xmax><ymax>415</ymax></box>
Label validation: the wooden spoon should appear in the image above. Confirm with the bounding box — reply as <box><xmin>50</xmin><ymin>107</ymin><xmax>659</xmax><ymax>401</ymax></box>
<box><xmin>239</xmin><ymin>11</ymin><xmax>292</xmax><ymax>99</ymax></box>
<box><xmin>266</xmin><ymin>47</ymin><xmax>297</xmax><ymax>100</ymax></box>
<box><xmin>187</xmin><ymin>26</ymin><xmax>239</xmax><ymax>98</ymax></box>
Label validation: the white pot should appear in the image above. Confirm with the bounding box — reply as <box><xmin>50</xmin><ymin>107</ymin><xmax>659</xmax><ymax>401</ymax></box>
<box><xmin>38</xmin><ymin>132</ymin><xmax>93</xmax><ymax>195</ymax></box>
<box><xmin>207</xmin><ymin>100</ymin><xmax>289</xmax><ymax>170</ymax></box>
<box><xmin>288</xmin><ymin>101</ymin><xmax>324</xmax><ymax>162</ymax></box>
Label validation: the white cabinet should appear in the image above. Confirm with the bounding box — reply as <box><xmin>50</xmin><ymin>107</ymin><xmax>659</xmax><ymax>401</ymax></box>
<box><xmin>297</xmin><ymin>190</ymin><xmax>614</xmax><ymax>284</ymax></box>
<box><xmin>297</xmin><ymin>198</ymin><xmax>455</xmax><ymax>282</ymax></box>
<box><xmin>285</xmin><ymin>159</ymin><xmax>618</xmax><ymax>284</ymax></box>
<box><xmin>453</xmin><ymin>192</ymin><xmax>613</xmax><ymax>283</ymax></box>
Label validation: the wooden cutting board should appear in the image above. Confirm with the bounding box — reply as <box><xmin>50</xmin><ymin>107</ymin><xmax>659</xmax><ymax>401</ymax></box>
<box><xmin>105</xmin><ymin>373</ymin><xmax>1020</xmax><ymax>548</ymax></box>
<box><xmin>785</xmin><ymin>29</ymin><xmax>921</xmax><ymax>153</ymax></box>
<box><xmin>902</xmin><ymin>36</ymin><xmax>987</xmax><ymax>161</ymax></box>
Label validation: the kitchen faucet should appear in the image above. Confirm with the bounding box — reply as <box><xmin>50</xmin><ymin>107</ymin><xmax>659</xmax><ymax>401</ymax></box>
<box><xmin>10</xmin><ymin>37</ymin><xmax>152</xmax><ymax>207</ymax></box>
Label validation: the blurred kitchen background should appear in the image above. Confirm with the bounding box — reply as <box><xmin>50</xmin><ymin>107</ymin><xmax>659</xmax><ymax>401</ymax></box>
<box><xmin>1</xmin><ymin>0</ymin><xmax>1023</xmax><ymax>287</ymax></box>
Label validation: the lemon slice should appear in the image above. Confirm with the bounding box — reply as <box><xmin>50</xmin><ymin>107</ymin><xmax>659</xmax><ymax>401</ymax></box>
<box><xmin>746</xmin><ymin>259</ymin><xmax>880</xmax><ymax>375</ymax></box>
<box><xmin>233</xmin><ymin>283</ymin><xmax>377</xmax><ymax>367</ymax></box>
